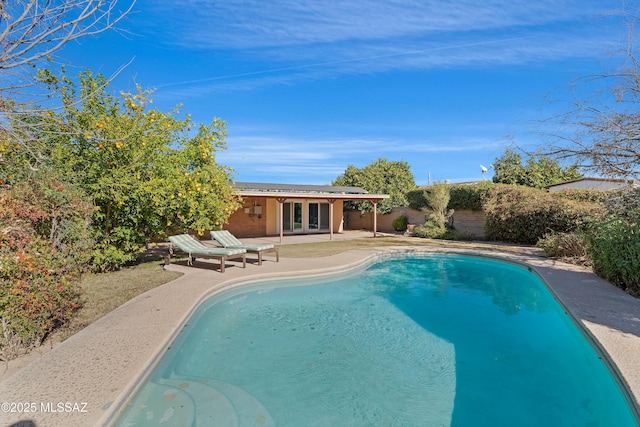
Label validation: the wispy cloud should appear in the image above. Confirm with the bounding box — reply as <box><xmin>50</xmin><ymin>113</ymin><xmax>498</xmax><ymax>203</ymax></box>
<box><xmin>148</xmin><ymin>0</ymin><xmax>613</xmax><ymax>49</ymax></box>
<box><xmin>216</xmin><ymin>132</ymin><xmax>507</xmax><ymax>183</ymax></box>
<box><xmin>140</xmin><ymin>0</ymin><xmax>622</xmax><ymax>94</ymax></box>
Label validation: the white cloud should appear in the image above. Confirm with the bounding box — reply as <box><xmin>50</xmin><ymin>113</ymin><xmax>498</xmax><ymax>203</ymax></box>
<box><xmin>217</xmin><ymin>132</ymin><xmax>507</xmax><ymax>183</ymax></box>
<box><xmin>148</xmin><ymin>0</ymin><xmax>614</xmax><ymax>50</ymax></box>
<box><xmin>147</xmin><ymin>5</ymin><xmax>622</xmax><ymax>96</ymax></box>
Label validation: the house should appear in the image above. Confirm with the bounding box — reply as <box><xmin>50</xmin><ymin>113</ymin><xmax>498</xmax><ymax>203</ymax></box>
<box><xmin>546</xmin><ymin>177</ymin><xmax>639</xmax><ymax>192</ymax></box>
<box><xmin>225</xmin><ymin>182</ymin><xmax>389</xmax><ymax>241</ymax></box>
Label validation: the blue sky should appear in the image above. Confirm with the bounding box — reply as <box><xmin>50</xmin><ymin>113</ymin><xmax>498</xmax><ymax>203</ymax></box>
<box><xmin>59</xmin><ymin>0</ymin><xmax>626</xmax><ymax>185</ymax></box>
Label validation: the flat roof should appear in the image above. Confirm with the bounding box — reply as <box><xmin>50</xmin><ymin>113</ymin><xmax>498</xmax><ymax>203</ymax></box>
<box><xmin>546</xmin><ymin>177</ymin><xmax>639</xmax><ymax>188</ymax></box>
<box><xmin>234</xmin><ymin>182</ymin><xmax>368</xmax><ymax>194</ymax></box>
<box><xmin>233</xmin><ymin>182</ymin><xmax>389</xmax><ymax>200</ymax></box>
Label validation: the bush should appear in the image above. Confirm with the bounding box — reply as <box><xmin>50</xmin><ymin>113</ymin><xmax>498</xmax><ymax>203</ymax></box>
<box><xmin>537</xmin><ymin>232</ymin><xmax>589</xmax><ymax>260</ymax></box>
<box><xmin>392</xmin><ymin>215</ymin><xmax>408</xmax><ymax>231</ymax></box>
<box><xmin>413</xmin><ymin>220</ymin><xmax>447</xmax><ymax>239</ymax></box>
<box><xmin>441</xmin><ymin>228</ymin><xmax>473</xmax><ymax>241</ymax></box>
<box><xmin>483</xmin><ymin>185</ymin><xmax>606</xmax><ymax>244</ymax></box>
<box><xmin>413</xmin><ymin>220</ymin><xmax>472</xmax><ymax>241</ymax></box>
<box><xmin>586</xmin><ymin>195</ymin><xmax>640</xmax><ymax>297</ymax></box>
<box><xmin>406</xmin><ymin>188</ymin><xmax>428</xmax><ymax>210</ymax></box>
<box><xmin>448</xmin><ymin>181</ymin><xmax>493</xmax><ymax>211</ymax></box>
<box><xmin>0</xmin><ymin>179</ymin><xmax>91</xmax><ymax>359</ymax></box>
<box><xmin>407</xmin><ymin>182</ymin><xmax>493</xmax><ymax>211</ymax></box>
<box><xmin>587</xmin><ymin>218</ymin><xmax>640</xmax><ymax>297</ymax></box>
<box><xmin>0</xmin><ymin>236</ymin><xmax>82</xmax><ymax>358</ymax></box>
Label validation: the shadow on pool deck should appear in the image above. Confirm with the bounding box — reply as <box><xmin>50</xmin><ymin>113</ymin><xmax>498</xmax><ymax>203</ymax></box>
<box><xmin>0</xmin><ymin>243</ymin><xmax>638</xmax><ymax>426</ymax></box>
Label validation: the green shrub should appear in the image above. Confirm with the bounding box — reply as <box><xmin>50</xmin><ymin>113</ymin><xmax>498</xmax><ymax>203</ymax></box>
<box><xmin>441</xmin><ymin>228</ymin><xmax>473</xmax><ymax>241</ymax></box>
<box><xmin>483</xmin><ymin>185</ymin><xmax>606</xmax><ymax>244</ymax></box>
<box><xmin>587</xmin><ymin>217</ymin><xmax>640</xmax><ymax>297</ymax></box>
<box><xmin>448</xmin><ymin>181</ymin><xmax>493</xmax><ymax>211</ymax></box>
<box><xmin>406</xmin><ymin>182</ymin><xmax>492</xmax><ymax>211</ymax></box>
<box><xmin>413</xmin><ymin>220</ymin><xmax>471</xmax><ymax>240</ymax></box>
<box><xmin>413</xmin><ymin>220</ymin><xmax>447</xmax><ymax>239</ymax></box>
<box><xmin>0</xmin><ymin>179</ymin><xmax>91</xmax><ymax>359</ymax></box>
<box><xmin>556</xmin><ymin>188</ymin><xmax>616</xmax><ymax>204</ymax></box>
<box><xmin>585</xmin><ymin>190</ymin><xmax>640</xmax><ymax>297</ymax></box>
<box><xmin>406</xmin><ymin>188</ymin><xmax>428</xmax><ymax>210</ymax></box>
<box><xmin>537</xmin><ymin>232</ymin><xmax>589</xmax><ymax>260</ymax></box>
<box><xmin>392</xmin><ymin>215</ymin><xmax>409</xmax><ymax>231</ymax></box>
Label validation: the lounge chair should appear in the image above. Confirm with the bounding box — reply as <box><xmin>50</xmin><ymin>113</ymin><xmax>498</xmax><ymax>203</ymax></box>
<box><xmin>210</xmin><ymin>230</ymin><xmax>279</xmax><ymax>265</ymax></box>
<box><xmin>167</xmin><ymin>234</ymin><xmax>246</xmax><ymax>273</ymax></box>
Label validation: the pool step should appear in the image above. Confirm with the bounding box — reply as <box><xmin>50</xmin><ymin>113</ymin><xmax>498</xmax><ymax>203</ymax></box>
<box><xmin>116</xmin><ymin>381</ymin><xmax>200</xmax><ymax>426</ymax></box>
<box><xmin>205</xmin><ymin>379</ymin><xmax>275</xmax><ymax>427</ymax></box>
<box><xmin>162</xmin><ymin>378</ymin><xmax>275</xmax><ymax>427</ymax></box>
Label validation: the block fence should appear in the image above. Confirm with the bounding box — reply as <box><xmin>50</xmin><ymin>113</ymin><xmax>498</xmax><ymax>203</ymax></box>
<box><xmin>345</xmin><ymin>207</ymin><xmax>486</xmax><ymax>239</ymax></box>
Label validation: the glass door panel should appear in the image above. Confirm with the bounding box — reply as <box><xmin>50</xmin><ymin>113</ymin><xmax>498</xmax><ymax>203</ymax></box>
<box><xmin>283</xmin><ymin>203</ymin><xmax>292</xmax><ymax>231</ymax></box>
<box><xmin>309</xmin><ymin>203</ymin><xmax>319</xmax><ymax>230</ymax></box>
<box><xmin>320</xmin><ymin>203</ymin><xmax>330</xmax><ymax>230</ymax></box>
<box><xmin>293</xmin><ymin>202</ymin><xmax>302</xmax><ymax>231</ymax></box>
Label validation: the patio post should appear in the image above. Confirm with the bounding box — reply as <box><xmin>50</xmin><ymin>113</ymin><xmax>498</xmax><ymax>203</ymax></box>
<box><xmin>276</xmin><ymin>198</ymin><xmax>287</xmax><ymax>243</ymax></box>
<box><xmin>368</xmin><ymin>198</ymin><xmax>383</xmax><ymax>238</ymax></box>
<box><xmin>373</xmin><ymin>201</ymin><xmax>377</xmax><ymax>237</ymax></box>
<box><xmin>327</xmin><ymin>198</ymin><xmax>336</xmax><ymax>240</ymax></box>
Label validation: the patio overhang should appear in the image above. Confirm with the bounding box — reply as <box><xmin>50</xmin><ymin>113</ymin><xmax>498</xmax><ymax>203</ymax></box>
<box><xmin>234</xmin><ymin>182</ymin><xmax>390</xmax><ymax>242</ymax></box>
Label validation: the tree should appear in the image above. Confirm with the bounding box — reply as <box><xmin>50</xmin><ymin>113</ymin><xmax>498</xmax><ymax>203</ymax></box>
<box><xmin>0</xmin><ymin>1</ymin><xmax>133</xmax><ymax>74</ymax></box>
<box><xmin>492</xmin><ymin>149</ymin><xmax>582</xmax><ymax>189</ymax></box>
<box><xmin>5</xmin><ymin>69</ymin><xmax>240</xmax><ymax>271</ymax></box>
<box><xmin>538</xmin><ymin>5</ymin><xmax>640</xmax><ymax>179</ymax></box>
<box><xmin>424</xmin><ymin>182</ymin><xmax>453</xmax><ymax>229</ymax></box>
<box><xmin>1</xmin><ymin>0</ymin><xmax>135</xmax><ymax>173</ymax></box>
<box><xmin>333</xmin><ymin>158</ymin><xmax>416</xmax><ymax>214</ymax></box>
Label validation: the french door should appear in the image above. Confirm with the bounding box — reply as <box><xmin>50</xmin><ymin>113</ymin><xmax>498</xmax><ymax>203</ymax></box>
<box><xmin>282</xmin><ymin>202</ymin><xmax>330</xmax><ymax>233</ymax></box>
<box><xmin>308</xmin><ymin>202</ymin><xmax>330</xmax><ymax>231</ymax></box>
<box><xmin>282</xmin><ymin>202</ymin><xmax>303</xmax><ymax>233</ymax></box>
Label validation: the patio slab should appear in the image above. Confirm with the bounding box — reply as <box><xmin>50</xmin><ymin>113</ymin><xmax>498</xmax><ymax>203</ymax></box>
<box><xmin>0</xmin><ymin>243</ymin><xmax>638</xmax><ymax>426</ymax></box>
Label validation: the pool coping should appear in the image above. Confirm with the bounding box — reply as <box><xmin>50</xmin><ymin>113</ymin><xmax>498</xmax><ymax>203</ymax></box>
<box><xmin>0</xmin><ymin>246</ymin><xmax>639</xmax><ymax>426</ymax></box>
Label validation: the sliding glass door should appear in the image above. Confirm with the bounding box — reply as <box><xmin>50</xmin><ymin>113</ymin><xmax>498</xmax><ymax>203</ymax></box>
<box><xmin>283</xmin><ymin>202</ymin><xmax>303</xmax><ymax>232</ymax></box>
<box><xmin>282</xmin><ymin>201</ymin><xmax>331</xmax><ymax>233</ymax></box>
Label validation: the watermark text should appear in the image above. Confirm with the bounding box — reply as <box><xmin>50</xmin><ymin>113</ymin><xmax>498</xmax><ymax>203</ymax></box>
<box><xmin>1</xmin><ymin>401</ymin><xmax>88</xmax><ymax>413</ymax></box>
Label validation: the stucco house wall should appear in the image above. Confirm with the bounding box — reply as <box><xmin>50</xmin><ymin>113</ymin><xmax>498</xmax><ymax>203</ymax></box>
<box><xmin>225</xmin><ymin>197</ymin><xmax>346</xmax><ymax>238</ymax></box>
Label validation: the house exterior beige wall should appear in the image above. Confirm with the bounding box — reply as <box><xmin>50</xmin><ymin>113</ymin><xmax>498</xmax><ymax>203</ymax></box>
<box><xmin>345</xmin><ymin>207</ymin><xmax>486</xmax><ymax>239</ymax></box>
<box><xmin>226</xmin><ymin>197</ymin><xmax>346</xmax><ymax>238</ymax></box>
<box><xmin>225</xmin><ymin>197</ymin><xmax>268</xmax><ymax>238</ymax></box>
<box><xmin>266</xmin><ymin>199</ymin><xmax>278</xmax><ymax>235</ymax></box>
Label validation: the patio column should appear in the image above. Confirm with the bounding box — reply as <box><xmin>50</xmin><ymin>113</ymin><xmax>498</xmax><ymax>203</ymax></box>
<box><xmin>327</xmin><ymin>198</ymin><xmax>336</xmax><ymax>240</ymax></box>
<box><xmin>276</xmin><ymin>197</ymin><xmax>287</xmax><ymax>243</ymax></box>
<box><xmin>373</xmin><ymin>201</ymin><xmax>378</xmax><ymax>237</ymax></box>
<box><xmin>369</xmin><ymin>198</ymin><xmax>382</xmax><ymax>237</ymax></box>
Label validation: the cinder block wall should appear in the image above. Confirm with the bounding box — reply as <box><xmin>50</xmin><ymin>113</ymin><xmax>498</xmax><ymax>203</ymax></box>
<box><xmin>225</xmin><ymin>197</ymin><xmax>268</xmax><ymax>238</ymax></box>
<box><xmin>449</xmin><ymin>210</ymin><xmax>486</xmax><ymax>239</ymax></box>
<box><xmin>345</xmin><ymin>207</ymin><xmax>486</xmax><ymax>239</ymax></box>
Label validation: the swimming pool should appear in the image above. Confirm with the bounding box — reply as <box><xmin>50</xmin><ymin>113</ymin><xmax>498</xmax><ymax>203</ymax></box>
<box><xmin>114</xmin><ymin>254</ymin><xmax>639</xmax><ymax>426</ymax></box>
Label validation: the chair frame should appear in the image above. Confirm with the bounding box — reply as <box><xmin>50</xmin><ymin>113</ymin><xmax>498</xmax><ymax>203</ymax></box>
<box><xmin>167</xmin><ymin>234</ymin><xmax>247</xmax><ymax>273</ymax></box>
<box><xmin>210</xmin><ymin>230</ymin><xmax>279</xmax><ymax>265</ymax></box>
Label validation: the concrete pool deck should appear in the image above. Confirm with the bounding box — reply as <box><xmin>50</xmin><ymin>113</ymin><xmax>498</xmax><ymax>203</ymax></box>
<box><xmin>1</xmin><ymin>236</ymin><xmax>639</xmax><ymax>426</ymax></box>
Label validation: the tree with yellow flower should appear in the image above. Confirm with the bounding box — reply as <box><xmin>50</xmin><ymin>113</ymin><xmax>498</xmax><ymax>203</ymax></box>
<box><xmin>7</xmin><ymin>68</ymin><xmax>239</xmax><ymax>271</ymax></box>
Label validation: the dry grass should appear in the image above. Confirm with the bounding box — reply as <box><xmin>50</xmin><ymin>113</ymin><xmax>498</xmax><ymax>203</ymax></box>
<box><xmin>60</xmin><ymin>260</ymin><xmax>182</xmax><ymax>339</ymax></box>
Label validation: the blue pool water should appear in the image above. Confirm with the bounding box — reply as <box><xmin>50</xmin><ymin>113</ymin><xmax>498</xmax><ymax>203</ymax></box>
<box><xmin>115</xmin><ymin>254</ymin><xmax>639</xmax><ymax>426</ymax></box>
